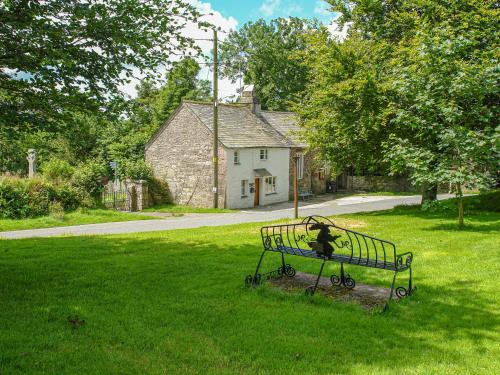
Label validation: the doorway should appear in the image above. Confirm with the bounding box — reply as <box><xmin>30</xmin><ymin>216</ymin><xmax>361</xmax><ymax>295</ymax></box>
<box><xmin>254</xmin><ymin>178</ymin><xmax>260</xmax><ymax>207</ymax></box>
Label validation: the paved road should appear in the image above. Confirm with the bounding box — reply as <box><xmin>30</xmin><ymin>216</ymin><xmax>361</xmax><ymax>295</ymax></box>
<box><xmin>0</xmin><ymin>195</ymin><xmax>452</xmax><ymax>240</ymax></box>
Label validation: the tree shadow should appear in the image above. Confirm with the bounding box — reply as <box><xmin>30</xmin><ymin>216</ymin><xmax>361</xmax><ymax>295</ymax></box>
<box><xmin>1</xmin><ymin>233</ymin><xmax>498</xmax><ymax>373</ymax></box>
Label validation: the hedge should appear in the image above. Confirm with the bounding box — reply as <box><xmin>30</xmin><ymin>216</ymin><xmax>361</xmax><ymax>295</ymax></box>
<box><xmin>0</xmin><ymin>177</ymin><xmax>83</xmax><ymax>219</ymax></box>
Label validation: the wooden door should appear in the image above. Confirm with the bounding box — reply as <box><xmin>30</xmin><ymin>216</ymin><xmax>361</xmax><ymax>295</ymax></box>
<box><xmin>254</xmin><ymin>178</ymin><xmax>260</xmax><ymax>207</ymax></box>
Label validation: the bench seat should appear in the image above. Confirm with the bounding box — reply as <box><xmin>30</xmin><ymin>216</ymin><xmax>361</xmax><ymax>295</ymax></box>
<box><xmin>274</xmin><ymin>245</ymin><xmax>402</xmax><ymax>271</ymax></box>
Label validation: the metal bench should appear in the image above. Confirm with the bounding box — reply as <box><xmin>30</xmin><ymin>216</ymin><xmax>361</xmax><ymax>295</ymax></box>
<box><xmin>298</xmin><ymin>190</ymin><xmax>314</xmax><ymax>200</ymax></box>
<box><xmin>245</xmin><ymin>215</ymin><xmax>415</xmax><ymax>310</ymax></box>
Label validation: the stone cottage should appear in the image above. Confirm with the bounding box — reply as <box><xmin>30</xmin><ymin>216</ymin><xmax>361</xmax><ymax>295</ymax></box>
<box><xmin>145</xmin><ymin>87</ymin><xmax>326</xmax><ymax>209</ymax></box>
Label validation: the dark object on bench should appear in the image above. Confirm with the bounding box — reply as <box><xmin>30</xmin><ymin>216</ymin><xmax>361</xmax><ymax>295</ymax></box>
<box><xmin>245</xmin><ymin>215</ymin><xmax>415</xmax><ymax>310</ymax></box>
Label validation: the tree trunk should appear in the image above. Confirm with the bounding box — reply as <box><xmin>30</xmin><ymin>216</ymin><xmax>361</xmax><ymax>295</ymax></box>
<box><xmin>421</xmin><ymin>183</ymin><xmax>438</xmax><ymax>204</ymax></box>
<box><xmin>456</xmin><ymin>183</ymin><xmax>464</xmax><ymax>228</ymax></box>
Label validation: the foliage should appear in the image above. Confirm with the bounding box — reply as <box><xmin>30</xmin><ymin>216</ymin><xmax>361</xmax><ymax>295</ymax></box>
<box><xmin>119</xmin><ymin>159</ymin><xmax>153</xmax><ymax>181</ymax></box>
<box><xmin>41</xmin><ymin>158</ymin><xmax>75</xmax><ymax>183</ymax></box>
<box><xmin>0</xmin><ymin>0</ymin><xmax>205</xmax><ymax>139</ymax></box>
<box><xmin>220</xmin><ymin>18</ymin><xmax>320</xmax><ymax>110</ymax></box>
<box><xmin>102</xmin><ymin>58</ymin><xmax>210</xmax><ymax>164</ymax></box>
<box><xmin>298</xmin><ymin>0</ymin><xmax>499</xmax><ymax>223</ymax></box>
<box><xmin>0</xmin><ymin>176</ymin><xmax>81</xmax><ymax>219</ymax></box>
<box><xmin>70</xmin><ymin>160</ymin><xmax>108</xmax><ymax>199</ymax></box>
<box><xmin>152</xmin><ymin>58</ymin><xmax>211</xmax><ymax>125</ymax></box>
<box><xmin>0</xmin><ymin>209</ymin><xmax>499</xmax><ymax>373</ymax></box>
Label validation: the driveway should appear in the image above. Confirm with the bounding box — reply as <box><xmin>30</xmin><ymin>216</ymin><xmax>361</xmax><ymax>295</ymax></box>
<box><xmin>0</xmin><ymin>194</ymin><xmax>453</xmax><ymax>239</ymax></box>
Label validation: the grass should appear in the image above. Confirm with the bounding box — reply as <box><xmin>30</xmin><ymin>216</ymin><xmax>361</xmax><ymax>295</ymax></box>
<box><xmin>0</xmin><ymin>195</ymin><xmax>499</xmax><ymax>374</ymax></box>
<box><xmin>143</xmin><ymin>203</ymin><xmax>235</xmax><ymax>214</ymax></box>
<box><xmin>0</xmin><ymin>209</ymin><xmax>158</xmax><ymax>232</ymax></box>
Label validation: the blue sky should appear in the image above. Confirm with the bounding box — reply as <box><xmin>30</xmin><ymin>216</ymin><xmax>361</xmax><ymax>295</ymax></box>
<box><xmin>207</xmin><ymin>0</ymin><xmax>337</xmax><ymax>27</ymax></box>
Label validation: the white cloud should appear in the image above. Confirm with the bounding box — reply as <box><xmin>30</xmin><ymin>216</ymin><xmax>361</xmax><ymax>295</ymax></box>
<box><xmin>314</xmin><ymin>0</ymin><xmax>331</xmax><ymax>16</ymax></box>
<box><xmin>259</xmin><ymin>0</ymin><xmax>281</xmax><ymax>17</ymax></box>
<box><xmin>327</xmin><ymin>21</ymin><xmax>351</xmax><ymax>41</ymax></box>
<box><xmin>120</xmin><ymin>1</ymin><xmax>238</xmax><ymax>100</ymax></box>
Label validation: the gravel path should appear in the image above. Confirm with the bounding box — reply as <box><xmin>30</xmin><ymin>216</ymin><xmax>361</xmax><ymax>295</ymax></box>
<box><xmin>0</xmin><ymin>194</ymin><xmax>453</xmax><ymax>239</ymax></box>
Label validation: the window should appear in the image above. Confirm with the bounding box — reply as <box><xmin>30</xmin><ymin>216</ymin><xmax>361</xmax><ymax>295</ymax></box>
<box><xmin>234</xmin><ymin>150</ymin><xmax>240</xmax><ymax>164</ymax></box>
<box><xmin>296</xmin><ymin>153</ymin><xmax>304</xmax><ymax>180</ymax></box>
<box><xmin>241</xmin><ymin>180</ymin><xmax>247</xmax><ymax>197</ymax></box>
<box><xmin>265</xmin><ymin>176</ymin><xmax>277</xmax><ymax>194</ymax></box>
<box><xmin>260</xmin><ymin>149</ymin><xmax>268</xmax><ymax>160</ymax></box>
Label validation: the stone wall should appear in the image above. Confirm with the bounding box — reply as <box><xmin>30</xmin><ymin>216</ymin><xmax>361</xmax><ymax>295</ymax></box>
<box><xmin>145</xmin><ymin>104</ymin><xmax>226</xmax><ymax>208</ymax></box>
<box><xmin>347</xmin><ymin>176</ymin><xmax>414</xmax><ymax>192</ymax></box>
<box><xmin>288</xmin><ymin>148</ymin><xmax>327</xmax><ymax>199</ymax></box>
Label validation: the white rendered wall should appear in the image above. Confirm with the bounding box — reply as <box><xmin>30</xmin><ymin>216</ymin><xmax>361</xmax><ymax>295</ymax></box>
<box><xmin>225</xmin><ymin>148</ymin><xmax>290</xmax><ymax>209</ymax></box>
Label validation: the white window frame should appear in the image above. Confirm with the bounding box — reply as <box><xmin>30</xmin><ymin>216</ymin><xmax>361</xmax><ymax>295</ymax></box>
<box><xmin>234</xmin><ymin>150</ymin><xmax>240</xmax><ymax>164</ymax></box>
<box><xmin>260</xmin><ymin>149</ymin><xmax>268</xmax><ymax>160</ymax></box>
<box><xmin>296</xmin><ymin>153</ymin><xmax>304</xmax><ymax>180</ymax></box>
<box><xmin>241</xmin><ymin>180</ymin><xmax>247</xmax><ymax>197</ymax></box>
<box><xmin>265</xmin><ymin>176</ymin><xmax>277</xmax><ymax>194</ymax></box>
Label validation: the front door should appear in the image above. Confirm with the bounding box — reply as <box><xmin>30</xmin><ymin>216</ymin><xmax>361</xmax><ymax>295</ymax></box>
<box><xmin>254</xmin><ymin>178</ymin><xmax>260</xmax><ymax>207</ymax></box>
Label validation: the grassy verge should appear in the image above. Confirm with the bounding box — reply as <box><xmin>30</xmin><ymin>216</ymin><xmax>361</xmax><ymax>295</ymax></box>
<box><xmin>143</xmin><ymin>203</ymin><xmax>235</xmax><ymax>214</ymax></box>
<box><xmin>0</xmin><ymin>198</ymin><xmax>498</xmax><ymax>374</ymax></box>
<box><xmin>0</xmin><ymin>209</ymin><xmax>158</xmax><ymax>232</ymax></box>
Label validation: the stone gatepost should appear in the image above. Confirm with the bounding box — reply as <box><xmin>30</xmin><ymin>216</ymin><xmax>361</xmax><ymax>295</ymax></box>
<box><xmin>135</xmin><ymin>180</ymin><xmax>149</xmax><ymax>211</ymax></box>
<box><xmin>125</xmin><ymin>180</ymin><xmax>149</xmax><ymax>212</ymax></box>
<box><xmin>27</xmin><ymin>149</ymin><xmax>37</xmax><ymax>178</ymax></box>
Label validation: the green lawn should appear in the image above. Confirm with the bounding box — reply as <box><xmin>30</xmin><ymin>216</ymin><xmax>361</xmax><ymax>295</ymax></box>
<box><xmin>0</xmin><ymin>209</ymin><xmax>158</xmax><ymax>232</ymax></box>
<box><xmin>0</xmin><ymin>199</ymin><xmax>499</xmax><ymax>374</ymax></box>
<box><xmin>143</xmin><ymin>203</ymin><xmax>235</xmax><ymax>214</ymax></box>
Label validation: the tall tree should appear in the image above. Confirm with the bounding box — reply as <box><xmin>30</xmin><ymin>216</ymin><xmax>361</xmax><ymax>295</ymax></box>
<box><xmin>0</xmin><ymin>0</ymin><xmax>205</xmax><ymax>139</ymax></box>
<box><xmin>103</xmin><ymin>58</ymin><xmax>210</xmax><ymax>163</ymax></box>
<box><xmin>219</xmin><ymin>17</ymin><xmax>320</xmax><ymax>111</ymax></box>
<box><xmin>297</xmin><ymin>0</ymin><xmax>499</xmax><ymax>224</ymax></box>
<box><xmin>152</xmin><ymin>58</ymin><xmax>211</xmax><ymax>125</ymax></box>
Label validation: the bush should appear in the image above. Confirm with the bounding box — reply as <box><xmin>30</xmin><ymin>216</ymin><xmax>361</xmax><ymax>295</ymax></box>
<box><xmin>49</xmin><ymin>201</ymin><xmax>65</xmax><ymax>221</ymax></box>
<box><xmin>71</xmin><ymin>160</ymin><xmax>107</xmax><ymax>200</ymax></box>
<box><xmin>41</xmin><ymin>158</ymin><xmax>75</xmax><ymax>182</ymax></box>
<box><xmin>148</xmin><ymin>177</ymin><xmax>171</xmax><ymax>205</ymax></box>
<box><xmin>0</xmin><ymin>176</ymin><xmax>84</xmax><ymax>219</ymax></box>
<box><xmin>120</xmin><ymin>159</ymin><xmax>153</xmax><ymax>181</ymax></box>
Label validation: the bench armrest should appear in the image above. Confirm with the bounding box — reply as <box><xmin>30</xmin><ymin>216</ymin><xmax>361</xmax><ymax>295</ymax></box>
<box><xmin>396</xmin><ymin>252</ymin><xmax>413</xmax><ymax>269</ymax></box>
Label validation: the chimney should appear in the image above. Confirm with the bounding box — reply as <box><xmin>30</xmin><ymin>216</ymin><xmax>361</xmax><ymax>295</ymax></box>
<box><xmin>240</xmin><ymin>85</ymin><xmax>261</xmax><ymax>115</ymax></box>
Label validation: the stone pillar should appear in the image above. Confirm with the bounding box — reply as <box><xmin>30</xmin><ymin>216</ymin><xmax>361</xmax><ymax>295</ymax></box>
<box><xmin>27</xmin><ymin>149</ymin><xmax>37</xmax><ymax>178</ymax></box>
<box><xmin>135</xmin><ymin>180</ymin><xmax>149</xmax><ymax>211</ymax></box>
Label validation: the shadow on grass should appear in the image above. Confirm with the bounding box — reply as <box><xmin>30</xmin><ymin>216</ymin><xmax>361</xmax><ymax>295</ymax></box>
<box><xmin>1</xmin><ymin>233</ymin><xmax>498</xmax><ymax>373</ymax></box>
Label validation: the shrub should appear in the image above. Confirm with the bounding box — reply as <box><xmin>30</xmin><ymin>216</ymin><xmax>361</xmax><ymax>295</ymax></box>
<box><xmin>49</xmin><ymin>201</ymin><xmax>65</xmax><ymax>221</ymax></box>
<box><xmin>120</xmin><ymin>159</ymin><xmax>153</xmax><ymax>181</ymax></box>
<box><xmin>148</xmin><ymin>177</ymin><xmax>171</xmax><ymax>205</ymax></box>
<box><xmin>0</xmin><ymin>176</ymin><xmax>84</xmax><ymax>219</ymax></box>
<box><xmin>71</xmin><ymin>160</ymin><xmax>107</xmax><ymax>200</ymax></box>
<box><xmin>41</xmin><ymin>158</ymin><xmax>75</xmax><ymax>182</ymax></box>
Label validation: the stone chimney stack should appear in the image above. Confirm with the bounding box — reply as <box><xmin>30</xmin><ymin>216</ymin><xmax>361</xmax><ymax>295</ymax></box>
<box><xmin>240</xmin><ymin>85</ymin><xmax>261</xmax><ymax>115</ymax></box>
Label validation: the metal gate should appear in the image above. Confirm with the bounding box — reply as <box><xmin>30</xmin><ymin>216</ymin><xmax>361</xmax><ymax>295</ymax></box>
<box><xmin>102</xmin><ymin>180</ymin><xmax>128</xmax><ymax>210</ymax></box>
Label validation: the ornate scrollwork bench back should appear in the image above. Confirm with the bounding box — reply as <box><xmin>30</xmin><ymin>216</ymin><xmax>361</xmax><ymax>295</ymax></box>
<box><xmin>247</xmin><ymin>215</ymin><xmax>415</xmax><ymax>311</ymax></box>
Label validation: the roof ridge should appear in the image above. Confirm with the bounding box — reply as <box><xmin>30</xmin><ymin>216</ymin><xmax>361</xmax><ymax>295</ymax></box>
<box><xmin>183</xmin><ymin>99</ymin><xmax>248</xmax><ymax>108</ymax></box>
<box><xmin>260</xmin><ymin>110</ymin><xmax>297</xmax><ymax>115</ymax></box>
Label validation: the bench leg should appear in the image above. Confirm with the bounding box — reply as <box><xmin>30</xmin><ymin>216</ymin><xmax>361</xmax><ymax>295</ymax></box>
<box><xmin>395</xmin><ymin>266</ymin><xmax>416</xmax><ymax>298</ymax></box>
<box><xmin>245</xmin><ymin>250</ymin><xmax>267</xmax><ymax>286</ymax></box>
<box><xmin>384</xmin><ymin>271</ymin><xmax>398</xmax><ymax>312</ymax></box>
<box><xmin>306</xmin><ymin>260</ymin><xmax>326</xmax><ymax>296</ymax></box>
<box><xmin>330</xmin><ymin>263</ymin><xmax>356</xmax><ymax>289</ymax></box>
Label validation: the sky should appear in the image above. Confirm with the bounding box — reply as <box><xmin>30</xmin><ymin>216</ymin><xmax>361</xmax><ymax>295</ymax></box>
<box><xmin>121</xmin><ymin>0</ymin><xmax>340</xmax><ymax>99</ymax></box>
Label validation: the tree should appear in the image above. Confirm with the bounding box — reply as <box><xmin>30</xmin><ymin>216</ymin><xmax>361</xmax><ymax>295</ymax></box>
<box><xmin>103</xmin><ymin>58</ymin><xmax>210</xmax><ymax>163</ymax></box>
<box><xmin>0</xmin><ymin>0</ymin><xmax>205</xmax><ymax>139</ymax></box>
<box><xmin>152</xmin><ymin>58</ymin><xmax>211</xmax><ymax>125</ymax></box>
<box><xmin>297</xmin><ymin>0</ymin><xmax>499</xmax><ymax>225</ymax></box>
<box><xmin>219</xmin><ymin>17</ymin><xmax>320</xmax><ymax>111</ymax></box>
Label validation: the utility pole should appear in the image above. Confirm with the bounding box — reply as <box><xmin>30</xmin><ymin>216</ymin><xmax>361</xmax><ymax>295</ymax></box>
<box><xmin>212</xmin><ymin>28</ymin><xmax>219</xmax><ymax>208</ymax></box>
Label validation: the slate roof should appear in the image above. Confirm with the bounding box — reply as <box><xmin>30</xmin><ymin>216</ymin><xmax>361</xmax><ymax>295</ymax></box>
<box><xmin>259</xmin><ymin>111</ymin><xmax>306</xmax><ymax>148</ymax></box>
<box><xmin>184</xmin><ymin>101</ymin><xmax>304</xmax><ymax>149</ymax></box>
